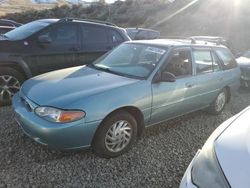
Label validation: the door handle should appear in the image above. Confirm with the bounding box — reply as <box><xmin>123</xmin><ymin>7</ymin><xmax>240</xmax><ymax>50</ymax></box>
<box><xmin>185</xmin><ymin>83</ymin><xmax>194</xmax><ymax>88</ymax></box>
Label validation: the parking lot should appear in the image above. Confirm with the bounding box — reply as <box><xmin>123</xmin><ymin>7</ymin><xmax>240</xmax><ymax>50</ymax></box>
<box><xmin>0</xmin><ymin>89</ymin><xmax>249</xmax><ymax>188</ymax></box>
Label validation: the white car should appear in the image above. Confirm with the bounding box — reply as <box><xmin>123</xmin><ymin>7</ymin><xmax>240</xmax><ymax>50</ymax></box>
<box><xmin>180</xmin><ymin>106</ymin><xmax>250</xmax><ymax>188</ymax></box>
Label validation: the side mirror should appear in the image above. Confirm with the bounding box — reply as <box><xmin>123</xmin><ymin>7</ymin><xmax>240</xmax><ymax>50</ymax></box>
<box><xmin>38</xmin><ymin>35</ymin><xmax>52</xmax><ymax>45</ymax></box>
<box><xmin>154</xmin><ymin>72</ymin><xmax>176</xmax><ymax>83</ymax></box>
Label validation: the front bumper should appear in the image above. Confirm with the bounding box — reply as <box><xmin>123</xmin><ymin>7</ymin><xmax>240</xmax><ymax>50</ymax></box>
<box><xmin>179</xmin><ymin>151</ymin><xmax>200</xmax><ymax>188</ymax></box>
<box><xmin>12</xmin><ymin>93</ymin><xmax>101</xmax><ymax>149</ymax></box>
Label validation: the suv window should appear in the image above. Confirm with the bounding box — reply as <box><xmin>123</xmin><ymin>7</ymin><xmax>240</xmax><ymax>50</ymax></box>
<box><xmin>194</xmin><ymin>50</ymin><xmax>213</xmax><ymax>74</ymax></box>
<box><xmin>41</xmin><ymin>23</ymin><xmax>78</xmax><ymax>44</ymax></box>
<box><xmin>109</xmin><ymin>29</ymin><xmax>123</xmax><ymax>43</ymax></box>
<box><xmin>81</xmin><ymin>25</ymin><xmax>108</xmax><ymax>44</ymax></box>
<box><xmin>165</xmin><ymin>49</ymin><xmax>192</xmax><ymax>77</ymax></box>
<box><xmin>215</xmin><ymin>48</ymin><xmax>237</xmax><ymax>69</ymax></box>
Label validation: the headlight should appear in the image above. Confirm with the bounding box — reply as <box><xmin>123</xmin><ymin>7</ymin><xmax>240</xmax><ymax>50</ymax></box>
<box><xmin>35</xmin><ymin>107</ymin><xmax>85</xmax><ymax>123</ymax></box>
<box><xmin>191</xmin><ymin>142</ymin><xmax>230</xmax><ymax>188</ymax></box>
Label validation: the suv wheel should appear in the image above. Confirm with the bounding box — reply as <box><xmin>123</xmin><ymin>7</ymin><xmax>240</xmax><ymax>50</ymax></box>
<box><xmin>92</xmin><ymin>110</ymin><xmax>137</xmax><ymax>158</ymax></box>
<box><xmin>208</xmin><ymin>89</ymin><xmax>227</xmax><ymax>115</ymax></box>
<box><xmin>0</xmin><ymin>67</ymin><xmax>24</xmax><ymax>106</ymax></box>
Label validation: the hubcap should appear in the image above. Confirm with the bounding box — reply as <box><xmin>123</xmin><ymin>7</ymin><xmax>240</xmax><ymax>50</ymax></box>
<box><xmin>0</xmin><ymin>75</ymin><xmax>20</xmax><ymax>102</ymax></box>
<box><xmin>105</xmin><ymin>120</ymin><xmax>132</xmax><ymax>153</ymax></box>
<box><xmin>215</xmin><ymin>92</ymin><xmax>226</xmax><ymax>112</ymax></box>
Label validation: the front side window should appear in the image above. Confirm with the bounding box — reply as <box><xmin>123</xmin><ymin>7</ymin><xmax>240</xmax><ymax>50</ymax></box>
<box><xmin>215</xmin><ymin>48</ymin><xmax>237</xmax><ymax>69</ymax></box>
<box><xmin>5</xmin><ymin>21</ymin><xmax>50</xmax><ymax>40</ymax></box>
<box><xmin>92</xmin><ymin>43</ymin><xmax>167</xmax><ymax>79</ymax></box>
<box><xmin>164</xmin><ymin>49</ymin><xmax>192</xmax><ymax>77</ymax></box>
<box><xmin>82</xmin><ymin>25</ymin><xmax>108</xmax><ymax>44</ymax></box>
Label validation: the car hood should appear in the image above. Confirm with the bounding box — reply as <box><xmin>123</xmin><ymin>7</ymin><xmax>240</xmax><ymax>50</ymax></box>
<box><xmin>215</xmin><ymin>107</ymin><xmax>250</xmax><ymax>188</ymax></box>
<box><xmin>236</xmin><ymin>57</ymin><xmax>250</xmax><ymax>67</ymax></box>
<box><xmin>21</xmin><ymin>66</ymin><xmax>140</xmax><ymax>107</ymax></box>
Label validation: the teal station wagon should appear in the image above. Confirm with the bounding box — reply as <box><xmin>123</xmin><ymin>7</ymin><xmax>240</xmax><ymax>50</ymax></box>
<box><xmin>12</xmin><ymin>39</ymin><xmax>240</xmax><ymax>158</ymax></box>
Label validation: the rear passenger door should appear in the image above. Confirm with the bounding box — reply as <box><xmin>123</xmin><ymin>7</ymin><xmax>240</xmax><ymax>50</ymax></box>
<box><xmin>190</xmin><ymin>48</ymin><xmax>224</xmax><ymax>107</ymax></box>
<box><xmin>214</xmin><ymin>48</ymin><xmax>240</xmax><ymax>91</ymax></box>
<box><xmin>77</xmin><ymin>24</ymin><xmax>111</xmax><ymax>66</ymax></box>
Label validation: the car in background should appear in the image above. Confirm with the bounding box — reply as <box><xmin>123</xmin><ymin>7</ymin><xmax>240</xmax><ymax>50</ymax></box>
<box><xmin>0</xmin><ymin>19</ymin><xmax>22</xmax><ymax>34</ymax></box>
<box><xmin>13</xmin><ymin>39</ymin><xmax>240</xmax><ymax>158</ymax></box>
<box><xmin>180</xmin><ymin>106</ymin><xmax>250</xmax><ymax>188</ymax></box>
<box><xmin>0</xmin><ymin>18</ymin><xmax>130</xmax><ymax>105</ymax></box>
<box><xmin>126</xmin><ymin>28</ymin><xmax>160</xmax><ymax>40</ymax></box>
<box><xmin>236</xmin><ymin>50</ymin><xmax>250</xmax><ymax>89</ymax></box>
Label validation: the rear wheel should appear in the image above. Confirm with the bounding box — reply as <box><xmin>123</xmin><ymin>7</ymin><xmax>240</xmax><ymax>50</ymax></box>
<box><xmin>208</xmin><ymin>89</ymin><xmax>228</xmax><ymax>115</ymax></box>
<box><xmin>0</xmin><ymin>67</ymin><xmax>24</xmax><ymax>106</ymax></box>
<box><xmin>92</xmin><ymin>110</ymin><xmax>137</xmax><ymax>158</ymax></box>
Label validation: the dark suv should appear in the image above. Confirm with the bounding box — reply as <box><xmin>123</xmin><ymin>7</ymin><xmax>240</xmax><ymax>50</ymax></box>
<box><xmin>0</xmin><ymin>18</ymin><xmax>130</xmax><ymax>105</ymax></box>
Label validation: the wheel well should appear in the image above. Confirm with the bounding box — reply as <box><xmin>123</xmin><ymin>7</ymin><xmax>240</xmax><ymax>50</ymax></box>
<box><xmin>101</xmin><ymin>106</ymin><xmax>145</xmax><ymax>138</ymax></box>
<box><xmin>225</xmin><ymin>86</ymin><xmax>231</xmax><ymax>103</ymax></box>
<box><xmin>0</xmin><ymin>63</ymin><xmax>28</xmax><ymax>79</ymax></box>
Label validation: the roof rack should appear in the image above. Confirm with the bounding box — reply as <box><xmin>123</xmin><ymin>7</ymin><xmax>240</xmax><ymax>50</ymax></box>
<box><xmin>59</xmin><ymin>18</ymin><xmax>117</xmax><ymax>27</ymax></box>
<box><xmin>159</xmin><ymin>36</ymin><xmax>223</xmax><ymax>46</ymax></box>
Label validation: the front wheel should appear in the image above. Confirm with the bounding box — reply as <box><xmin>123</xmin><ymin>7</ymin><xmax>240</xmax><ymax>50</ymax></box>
<box><xmin>92</xmin><ymin>110</ymin><xmax>137</xmax><ymax>158</ymax></box>
<box><xmin>0</xmin><ymin>67</ymin><xmax>24</xmax><ymax>106</ymax></box>
<box><xmin>208</xmin><ymin>89</ymin><xmax>228</xmax><ymax>115</ymax></box>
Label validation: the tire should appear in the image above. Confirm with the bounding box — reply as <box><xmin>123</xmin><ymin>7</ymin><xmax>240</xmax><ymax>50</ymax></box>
<box><xmin>208</xmin><ymin>88</ymin><xmax>228</xmax><ymax>115</ymax></box>
<box><xmin>0</xmin><ymin>67</ymin><xmax>25</xmax><ymax>106</ymax></box>
<box><xmin>92</xmin><ymin>110</ymin><xmax>137</xmax><ymax>158</ymax></box>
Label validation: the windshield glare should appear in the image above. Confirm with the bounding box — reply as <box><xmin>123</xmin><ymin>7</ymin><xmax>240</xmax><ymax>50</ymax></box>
<box><xmin>93</xmin><ymin>43</ymin><xmax>167</xmax><ymax>79</ymax></box>
<box><xmin>5</xmin><ymin>21</ymin><xmax>50</xmax><ymax>40</ymax></box>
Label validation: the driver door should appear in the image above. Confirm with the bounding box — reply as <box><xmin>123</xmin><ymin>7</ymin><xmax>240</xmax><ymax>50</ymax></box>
<box><xmin>24</xmin><ymin>23</ymin><xmax>80</xmax><ymax>75</ymax></box>
<box><xmin>150</xmin><ymin>47</ymin><xmax>196</xmax><ymax>124</ymax></box>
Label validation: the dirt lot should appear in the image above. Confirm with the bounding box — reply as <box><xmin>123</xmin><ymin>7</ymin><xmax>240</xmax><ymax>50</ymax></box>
<box><xmin>0</xmin><ymin>89</ymin><xmax>249</xmax><ymax>188</ymax></box>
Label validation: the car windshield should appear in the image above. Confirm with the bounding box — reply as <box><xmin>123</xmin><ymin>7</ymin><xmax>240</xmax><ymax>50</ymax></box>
<box><xmin>4</xmin><ymin>20</ymin><xmax>50</xmax><ymax>40</ymax></box>
<box><xmin>92</xmin><ymin>43</ymin><xmax>167</xmax><ymax>79</ymax></box>
<box><xmin>242</xmin><ymin>51</ymin><xmax>250</xmax><ymax>58</ymax></box>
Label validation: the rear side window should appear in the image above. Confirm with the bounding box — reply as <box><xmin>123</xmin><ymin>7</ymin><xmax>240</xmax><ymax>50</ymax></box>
<box><xmin>215</xmin><ymin>48</ymin><xmax>237</xmax><ymax>70</ymax></box>
<box><xmin>109</xmin><ymin>30</ymin><xmax>124</xmax><ymax>44</ymax></box>
<box><xmin>194</xmin><ymin>50</ymin><xmax>213</xmax><ymax>74</ymax></box>
<box><xmin>81</xmin><ymin>25</ymin><xmax>108</xmax><ymax>44</ymax></box>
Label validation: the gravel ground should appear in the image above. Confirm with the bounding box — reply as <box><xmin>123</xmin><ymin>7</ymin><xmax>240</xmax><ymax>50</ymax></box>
<box><xmin>0</xmin><ymin>89</ymin><xmax>250</xmax><ymax>188</ymax></box>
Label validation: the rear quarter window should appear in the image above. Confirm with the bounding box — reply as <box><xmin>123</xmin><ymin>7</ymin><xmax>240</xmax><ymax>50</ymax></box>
<box><xmin>215</xmin><ymin>48</ymin><xmax>237</xmax><ymax>70</ymax></box>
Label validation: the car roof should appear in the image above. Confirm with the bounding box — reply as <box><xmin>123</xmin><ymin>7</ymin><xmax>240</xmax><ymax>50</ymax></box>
<box><xmin>126</xmin><ymin>39</ymin><xmax>227</xmax><ymax>49</ymax></box>
<box><xmin>126</xmin><ymin>28</ymin><xmax>160</xmax><ymax>32</ymax></box>
<box><xmin>35</xmin><ymin>18</ymin><xmax>119</xmax><ymax>29</ymax></box>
